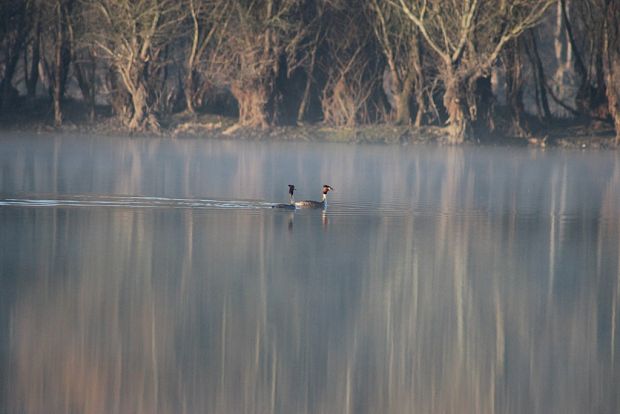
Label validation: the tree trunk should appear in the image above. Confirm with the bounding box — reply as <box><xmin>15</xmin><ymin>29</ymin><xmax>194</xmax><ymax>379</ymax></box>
<box><xmin>526</xmin><ymin>30</ymin><xmax>552</xmax><ymax>120</ymax></box>
<box><xmin>26</xmin><ymin>16</ymin><xmax>41</xmax><ymax>98</ymax></box>
<box><xmin>53</xmin><ymin>13</ymin><xmax>64</xmax><ymax>127</ymax></box>
<box><xmin>394</xmin><ymin>73</ymin><xmax>413</xmax><ymax>125</ymax></box>
<box><xmin>505</xmin><ymin>39</ymin><xmax>527</xmax><ymax>136</ymax></box>
<box><xmin>561</xmin><ymin>0</ymin><xmax>588</xmax><ymax>100</ymax></box>
<box><xmin>118</xmin><ymin>59</ymin><xmax>160</xmax><ymax>132</ymax></box>
<box><xmin>606</xmin><ymin>74</ymin><xmax>620</xmax><ymax>143</ymax></box>
<box><xmin>231</xmin><ymin>84</ymin><xmax>270</xmax><ymax>128</ymax></box>
<box><xmin>88</xmin><ymin>56</ymin><xmax>96</xmax><ymax>121</ymax></box>
<box><xmin>51</xmin><ymin>0</ymin><xmax>73</xmax><ymax>127</ymax></box>
<box><xmin>128</xmin><ymin>82</ymin><xmax>149</xmax><ymax>131</ymax></box>
<box><xmin>603</xmin><ymin>1</ymin><xmax>620</xmax><ymax>143</ymax></box>
<box><xmin>185</xmin><ymin>69</ymin><xmax>197</xmax><ymax>114</ymax></box>
<box><xmin>185</xmin><ymin>0</ymin><xmax>200</xmax><ymax>115</ymax></box>
<box><xmin>470</xmin><ymin>75</ymin><xmax>495</xmax><ymax>135</ymax></box>
<box><xmin>74</xmin><ymin>52</ymin><xmax>96</xmax><ymax>121</ymax></box>
<box><xmin>412</xmin><ymin>39</ymin><xmax>426</xmax><ymax>127</ymax></box>
<box><xmin>297</xmin><ymin>69</ymin><xmax>313</xmax><ymax>124</ymax></box>
<box><xmin>297</xmin><ymin>33</ymin><xmax>320</xmax><ymax>124</ymax></box>
<box><xmin>0</xmin><ymin>4</ymin><xmax>28</xmax><ymax>110</ymax></box>
<box><xmin>413</xmin><ymin>92</ymin><xmax>424</xmax><ymax>126</ymax></box>
<box><xmin>443</xmin><ymin>74</ymin><xmax>470</xmax><ymax>143</ymax></box>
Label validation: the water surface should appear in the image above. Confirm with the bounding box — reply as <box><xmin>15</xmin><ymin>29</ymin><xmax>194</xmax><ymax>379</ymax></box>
<box><xmin>1</xmin><ymin>133</ymin><xmax>619</xmax><ymax>413</ymax></box>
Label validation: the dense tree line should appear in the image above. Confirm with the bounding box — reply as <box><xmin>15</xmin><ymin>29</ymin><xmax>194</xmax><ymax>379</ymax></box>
<box><xmin>1</xmin><ymin>0</ymin><xmax>620</xmax><ymax>143</ymax></box>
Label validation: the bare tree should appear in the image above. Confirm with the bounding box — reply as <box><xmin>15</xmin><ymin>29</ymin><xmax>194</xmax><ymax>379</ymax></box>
<box><xmin>368</xmin><ymin>0</ymin><xmax>428</xmax><ymax>125</ymax></box>
<box><xmin>294</xmin><ymin>0</ymin><xmax>328</xmax><ymax>125</ymax></box>
<box><xmin>85</xmin><ymin>0</ymin><xmax>185</xmax><ymax>131</ymax></box>
<box><xmin>319</xmin><ymin>3</ymin><xmax>381</xmax><ymax>127</ymax></box>
<box><xmin>205</xmin><ymin>0</ymin><xmax>306</xmax><ymax>128</ymax></box>
<box><xmin>390</xmin><ymin>0</ymin><xmax>555</xmax><ymax>142</ymax></box>
<box><xmin>182</xmin><ymin>0</ymin><xmax>230</xmax><ymax>114</ymax></box>
<box><xmin>39</xmin><ymin>0</ymin><xmax>75</xmax><ymax>126</ymax></box>
<box><xmin>562</xmin><ymin>0</ymin><xmax>608</xmax><ymax>120</ymax></box>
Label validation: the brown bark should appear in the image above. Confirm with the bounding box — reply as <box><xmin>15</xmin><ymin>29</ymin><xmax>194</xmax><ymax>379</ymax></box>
<box><xmin>116</xmin><ymin>61</ymin><xmax>159</xmax><ymax>132</ymax></box>
<box><xmin>505</xmin><ymin>39</ymin><xmax>527</xmax><ymax>136</ymax></box>
<box><xmin>122</xmin><ymin>62</ymin><xmax>160</xmax><ymax>132</ymax></box>
<box><xmin>53</xmin><ymin>2</ymin><xmax>63</xmax><ymax>127</ymax></box>
<box><xmin>443</xmin><ymin>71</ymin><xmax>493</xmax><ymax>142</ymax></box>
<box><xmin>128</xmin><ymin>83</ymin><xmax>147</xmax><ymax>130</ymax></box>
<box><xmin>394</xmin><ymin>73</ymin><xmax>413</xmax><ymax>125</ymax></box>
<box><xmin>184</xmin><ymin>0</ymin><xmax>199</xmax><ymax>114</ymax></box>
<box><xmin>231</xmin><ymin>84</ymin><xmax>269</xmax><ymax>128</ymax></box>
<box><xmin>120</xmin><ymin>66</ymin><xmax>160</xmax><ymax>133</ymax></box>
<box><xmin>443</xmin><ymin>73</ymin><xmax>469</xmax><ymax>143</ymax></box>
<box><xmin>603</xmin><ymin>0</ymin><xmax>620</xmax><ymax>143</ymax></box>
<box><xmin>185</xmin><ymin>69</ymin><xmax>197</xmax><ymax>114</ymax></box>
<box><xmin>525</xmin><ymin>30</ymin><xmax>552</xmax><ymax>120</ymax></box>
<box><xmin>412</xmin><ymin>38</ymin><xmax>426</xmax><ymax>127</ymax></box>
<box><xmin>382</xmin><ymin>60</ymin><xmax>412</xmax><ymax>124</ymax></box>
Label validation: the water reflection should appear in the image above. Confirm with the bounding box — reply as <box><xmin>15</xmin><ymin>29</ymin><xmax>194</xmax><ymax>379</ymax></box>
<box><xmin>1</xmin><ymin>135</ymin><xmax>619</xmax><ymax>413</ymax></box>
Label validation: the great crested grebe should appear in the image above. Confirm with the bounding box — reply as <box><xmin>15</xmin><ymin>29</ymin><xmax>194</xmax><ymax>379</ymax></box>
<box><xmin>272</xmin><ymin>184</ymin><xmax>296</xmax><ymax>209</ymax></box>
<box><xmin>295</xmin><ymin>185</ymin><xmax>334</xmax><ymax>209</ymax></box>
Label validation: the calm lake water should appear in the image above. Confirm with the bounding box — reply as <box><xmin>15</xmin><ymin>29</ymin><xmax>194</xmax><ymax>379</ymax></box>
<box><xmin>1</xmin><ymin>133</ymin><xmax>619</xmax><ymax>413</ymax></box>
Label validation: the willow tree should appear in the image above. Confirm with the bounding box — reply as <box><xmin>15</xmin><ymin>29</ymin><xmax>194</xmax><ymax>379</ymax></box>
<box><xmin>391</xmin><ymin>0</ymin><xmax>555</xmax><ymax>142</ymax></box>
<box><xmin>319</xmin><ymin>2</ymin><xmax>382</xmax><ymax>126</ymax></box>
<box><xmin>85</xmin><ymin>0</ymin><xmax>185</xmax><ymax>131</ymax></box>
<box><xmin>368</xmin><ymin>0</ymin><xmax>428</xmax><ymax>125</ymax></box>
<box><xmin>561</xmin><ymin>0</ymin><xmax>608</xmax><ymax>120</ymax></box>
<box><xmin>206</xmin><ymin>0</ymin><xmax>306</xmax><ymax>128</ymax></box>
<box><xmin>182</xmin><ymin>0</ymin><xmax>231</xmax><ymax>114</ymax></box>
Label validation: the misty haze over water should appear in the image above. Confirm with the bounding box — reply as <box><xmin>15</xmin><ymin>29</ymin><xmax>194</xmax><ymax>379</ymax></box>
<box><xmin>1</xmin><ymin>133</ymin><xmax>619</xmax><ymax>413</ymax></box>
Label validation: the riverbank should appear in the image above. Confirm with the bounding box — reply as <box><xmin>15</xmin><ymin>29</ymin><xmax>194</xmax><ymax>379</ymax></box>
<box><xmin>0</xmin><ymin>98</ymin><xmax>617</xmax><ymax>149</ymax></box>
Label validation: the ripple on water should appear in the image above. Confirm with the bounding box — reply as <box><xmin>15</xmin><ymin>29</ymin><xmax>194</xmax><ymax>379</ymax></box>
<box><xmin>324</xmin><ymin>201</ymin><xmax>412</xmax><ymax>217</ymax></box>
<box><xmin>0</xmin><ymin>195</ymin><xmax>415</xmax><ymax>217</ymax></box>
<box><xmin>0</xmin><ymin>194</ymin><xmax>274</xmax><ymax>213</ymax></box>
<box><xmin>3</xmin><ymin>196</ymin><xmax>600</xmax><ymax>225</ymax></box>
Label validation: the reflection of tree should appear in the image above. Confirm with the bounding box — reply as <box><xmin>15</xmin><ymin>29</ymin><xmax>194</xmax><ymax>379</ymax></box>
<box><xmin>6</xmin><ymin>145</ymin><xmax>620</xmax><ymax>413</ymax></box>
